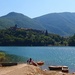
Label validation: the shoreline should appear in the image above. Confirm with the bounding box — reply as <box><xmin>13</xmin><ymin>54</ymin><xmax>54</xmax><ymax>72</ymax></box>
<box><xmin>0</xmin><ymin>63</ymin><xmax>75</xmax><ymax>75</ymax></box>
<box><xmin>0</xmin><ymin>47</ymin><xmax>75</xmax><ymax>74</ymax></box>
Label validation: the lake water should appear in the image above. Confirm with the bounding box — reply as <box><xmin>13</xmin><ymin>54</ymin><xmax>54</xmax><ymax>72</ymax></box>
<box><xmin>0</xmin><ymin>46</ymin><xmax>75</xmax><ymax>72</ymax></box>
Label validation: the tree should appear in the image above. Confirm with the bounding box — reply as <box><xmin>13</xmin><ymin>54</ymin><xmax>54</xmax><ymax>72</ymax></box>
<box><xmin>0</xmin><ymin>52</ymin><xmax>6</xmax><ymax>62</ymax></box>
<box><xmin>45</xmin><ymin>30</ymin><xmax>48</xmax><ymax>36</ymax></box>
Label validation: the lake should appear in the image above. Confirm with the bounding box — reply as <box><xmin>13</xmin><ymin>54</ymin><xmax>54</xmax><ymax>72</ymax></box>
<box><xmin>0</xmin><ymin>46</ymin><xmax>75</xmax><ymax>72</ymax></box>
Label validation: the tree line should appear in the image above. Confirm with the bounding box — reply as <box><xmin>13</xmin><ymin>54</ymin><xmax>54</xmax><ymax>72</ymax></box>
<box><xmin>0</xmin><ymin>29</ymin><xmax>74</xmax><ymax>46</ymax></box>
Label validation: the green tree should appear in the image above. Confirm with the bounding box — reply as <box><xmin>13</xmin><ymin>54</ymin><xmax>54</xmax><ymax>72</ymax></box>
<box><xmin>0</xmin><ymin>52</ymin><xmax>6</xmax><ymax>62</ymax></box>
<box><xmin>45</xmin><ymin>30</ymin><xmax>48</xmax><ymax>36</ymax></box>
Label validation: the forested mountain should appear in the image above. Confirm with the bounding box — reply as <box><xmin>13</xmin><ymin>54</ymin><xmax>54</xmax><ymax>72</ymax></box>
<box><xmin>34</xmin><ymin>12</ymin><xmax>75</xmax><ymax>36</ymax></box>
<box><xmin>0</xmin><ymin>12</ymin><xmax>44</xmax><ymax>30</ymax></box>
<box><xmin>0</xmin><ymin>12</ymin><xmax>75</xmax><ymax>36</ymax></box>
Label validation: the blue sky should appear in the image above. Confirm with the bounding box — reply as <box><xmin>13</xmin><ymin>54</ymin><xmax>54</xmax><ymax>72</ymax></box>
<box><xmin>0</xmin><ymin>0</ymin><xmax>75</xmax><ymax>18</ymax></box>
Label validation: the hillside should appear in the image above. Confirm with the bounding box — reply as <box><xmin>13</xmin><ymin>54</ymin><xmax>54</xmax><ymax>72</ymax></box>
<box><xmin>0</xmin><ymin>29</ymin><xmax>68</xmax><ymax>46</ymax></box>
<box><xmin>1</xmin><ymin>12</ymin><xmax>75</xmax><ymax>36</ymax></box>
<box><xmin>34</xmin><ymin>12</ymin><xmax>75</xmax><ymax>36</ymax></box>
<box><xmin>0</xmin><ymin>12</ymin><xmax>44</xmax><ymax>30</ymax></box>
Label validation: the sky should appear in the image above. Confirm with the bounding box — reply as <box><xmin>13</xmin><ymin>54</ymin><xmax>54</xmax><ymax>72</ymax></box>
<box><xmin>0</xmin><ymin>0</ymin><xmax>75</xmax><ymax>18</ymax></box>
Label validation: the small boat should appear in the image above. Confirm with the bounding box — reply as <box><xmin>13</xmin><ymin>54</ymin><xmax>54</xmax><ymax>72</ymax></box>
<box><xmin>1</xmin><ymin>62</ymin><xmax>17</xmax><ymax>67</ymax></box>
<box><xmin>37</xmin><ymin>61</ymin><xmax>44</xmax><ymax>66</ymax></box>
<box><xmin>32</xmin><ymin>61</ymin><xmax>38</xmax><ymax>66</ymax></box>
<box><xmin>48</xmin><ymin>66</ymin><xmax>69</xmax><ymax>73</ymax></box>
<box><xmin>62</xmin><ymin>66</ymin><xmax>69</xmax><ymax>73</ymax></box>
<box><xmin>49</xmin><ymin>66</ymin><xmax>62</xmax><ymax>71</ymax></box>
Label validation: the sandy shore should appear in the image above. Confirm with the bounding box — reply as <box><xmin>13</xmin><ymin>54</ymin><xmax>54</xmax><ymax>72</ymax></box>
<box><xmin>0</xmin><ymin>63</ymin><xmax>75</xmax><ymax>75</ymax></box>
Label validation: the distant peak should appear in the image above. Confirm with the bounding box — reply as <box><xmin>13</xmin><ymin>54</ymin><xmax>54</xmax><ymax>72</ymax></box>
<box><xmin>9</xmin><ymin>12</ymin><xmax>17</xmax><ymax>14</ymax></box>
<box><xmin>8</xmin><ymin>12</ymin><xmax>18</xmax><ymax>15</ymax></box>
<box><xmin>7</xmin><ymin>12</ymin><xmax>24</xmax><ymax>16</ymax></box>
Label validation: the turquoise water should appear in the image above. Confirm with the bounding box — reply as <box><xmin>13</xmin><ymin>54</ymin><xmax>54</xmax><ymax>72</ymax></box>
<box><xmin>0</xmin><ymin>46</ymin><xmax>75</xmax><ymax>72</ymax></box>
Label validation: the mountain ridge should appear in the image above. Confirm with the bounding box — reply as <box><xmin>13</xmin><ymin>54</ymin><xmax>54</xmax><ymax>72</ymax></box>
<box><xmin>34</xmin><ymin>12</ymin><xmax>75</xmax><ymax>36</ymax></box>
<box><xmin>0</xmin><ymin>12</ymin><xmax>75</xmax><ymax>36</ymax></box>
<box><xmin>0</xmin><ymin>12</ymin><xmax>44</xmax><ymax>30</ymax></box>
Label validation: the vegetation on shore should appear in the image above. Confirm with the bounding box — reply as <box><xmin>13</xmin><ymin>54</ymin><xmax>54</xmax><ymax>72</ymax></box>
<box><xmin>0</xmin><ymin>51</ymin><xmax>27</xmax><ymax>62</ymax></box>
<box><xmin>0</xmin><ymin>28</ymin><xmax>75</xmax><ymax>46</ymax></box>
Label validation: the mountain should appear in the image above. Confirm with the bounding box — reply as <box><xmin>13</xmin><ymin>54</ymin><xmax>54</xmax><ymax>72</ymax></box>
<box><xmin>34</xmin><ymin>12</ymin><xmax>75</xmax><ymax>36</ymax></box>
<box><xmin>1</xmin><ymin>12</ymin><xmax>75</xmax><ymax>36</ymax></box>
<box><xmin>0</xmin><ymin>12</ymin><xmax>44</xmax><ymax>30</ymax></box>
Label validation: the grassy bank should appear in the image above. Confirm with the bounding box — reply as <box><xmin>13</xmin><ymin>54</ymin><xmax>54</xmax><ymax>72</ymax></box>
<box><xmin>0</xmin><ymin>51</ymin><xmax>28</xmax><ymax>63</ymax></box>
